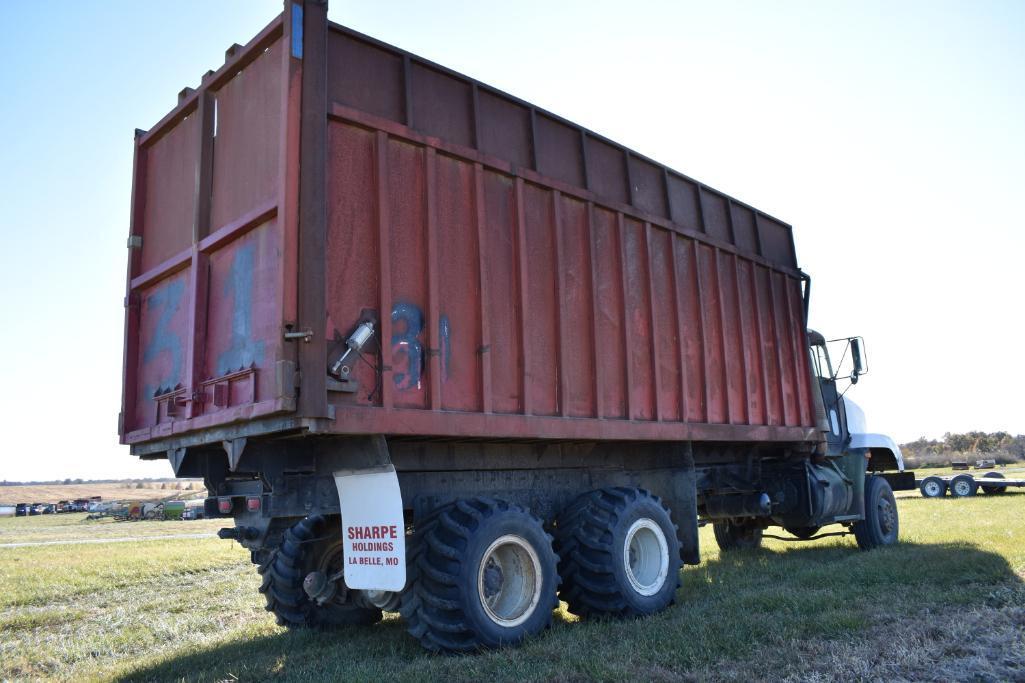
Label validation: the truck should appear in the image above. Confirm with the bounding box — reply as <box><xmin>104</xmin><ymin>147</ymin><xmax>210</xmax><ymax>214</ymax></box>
<box><xmin>119</xmin><ymin>0</ymin><xmax>912</xmax><ymax>652</ymax></box>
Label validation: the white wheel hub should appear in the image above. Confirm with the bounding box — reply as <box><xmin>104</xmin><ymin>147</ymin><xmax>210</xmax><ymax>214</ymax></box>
<box><xmin>924</xmin><ymin>481</ymin><xmax>941</xmax><ymax>496</ymax></box>
<box><xmin>623</xmin><ymin>518</ymin><xmax>669</xmax><ymax>596</ymax></box>
<box><xmin>954</xmin><ymin>480</ymin><xmax>971</xmax><ymax>496</ymax></box>
<box><xmin>477</xmin><ymin>534</ymin><xmax>542</xmax><ymax>627</ymax></box>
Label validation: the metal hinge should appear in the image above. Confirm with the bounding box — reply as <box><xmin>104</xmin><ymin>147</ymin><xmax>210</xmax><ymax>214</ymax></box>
<box><xmin>127</xmin><ymin>235</ymin><xmax>143</xmax><ymax>249</ymax></box>
<box><xmin>284</xmin><ymin>329</ymin><xmax>314</xmax><ymax>342</ymax></box>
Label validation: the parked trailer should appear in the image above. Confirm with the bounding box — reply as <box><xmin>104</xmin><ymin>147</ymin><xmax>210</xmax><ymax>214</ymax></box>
<box><xmin>119</xmin><ymin>0</ymin><xmax>911</xmax><ymax>652</ymax></box>
<box><xmin>920</xmin><ymin>472</ymin><xmax>1025</xmax><ymax>498</ymax></box>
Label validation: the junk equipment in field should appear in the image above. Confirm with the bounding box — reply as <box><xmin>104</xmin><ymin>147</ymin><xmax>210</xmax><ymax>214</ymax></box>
<box><xmin>119</xmin><ymin>0</ymin><xmax>911</xmax><ymax>652</ymax></box>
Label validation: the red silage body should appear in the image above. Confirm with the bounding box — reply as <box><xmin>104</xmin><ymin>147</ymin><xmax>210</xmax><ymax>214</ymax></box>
<box><xmin>120</xmin><ymin>5</ymin><xmax>820</xmax><ymax>455</ymax></box>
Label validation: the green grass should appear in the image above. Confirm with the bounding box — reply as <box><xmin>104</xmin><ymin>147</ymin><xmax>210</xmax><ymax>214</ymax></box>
<box><xmin>1</xmin><ymin>496</ymin><xmax>1022</xmax><ymax>681</ymax></box>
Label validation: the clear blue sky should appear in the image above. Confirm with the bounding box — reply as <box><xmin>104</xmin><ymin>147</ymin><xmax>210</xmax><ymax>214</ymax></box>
<box><xmin>1</xmin><ymin>1</ymin><xmax>1022</xmax><ymax>481</ymax></box>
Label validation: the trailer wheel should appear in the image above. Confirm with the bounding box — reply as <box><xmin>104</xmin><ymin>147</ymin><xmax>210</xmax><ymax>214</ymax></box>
<box><xmin>853</xmin><ymin>476</ymin><xmax>899</xmax><ymax>550</ymax></box>
<box><xmin>554</xmin><ymin>487</ymin><xmax>681</xmax><ymax>619</ymax></box>
<box><xmin>712</xmin><ymin>519</ymin><xmax>764</xmax><ymax>552</ymax></box>
<box><xmin>949</xmin><ymin>474</ymin><xmax>978</xmax><ymax>498</ymax></box>
<box><xmin>919</xmin><ymin>476</ymin><xmax>946</xmax><ymax>498</ymax></box>
<box><xmin>980</xmin><ymin>471</ymin><xmax>1006</xmax><ymax>495</ymax></box>
<box><xmin>399</xmin><ymin>498</ymin><xmax>558</xmax><ymax>652</ymax></box>
<box><xmin>258</xmin><ymin>515</ymin><xmax>382</xmax><ymax>628</ymax></box>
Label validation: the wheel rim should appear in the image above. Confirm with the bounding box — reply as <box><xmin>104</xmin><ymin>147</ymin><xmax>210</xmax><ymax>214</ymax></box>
<box><xmin>877</xmin><ymin>497</ymin><xmax>896</xmax><ymax>535</ymax></box>
<box><xmin>623</xmin><ymin>519</ymin><xmax>670</xmax><ymax>597</ymax></box>
<box><xmin>477</xmin><ymin>534</ymin><xmax>542</xmax><ymax>627</ymax></box>
<box><xmin>954</xmin><ymin>480</ymin><xmax>971</xmax><ymax>496</ymax></box>
<box><xmin>924</xmin><ymin>481</ymin><xmax>941</xmax><ymax>497</ymax></box>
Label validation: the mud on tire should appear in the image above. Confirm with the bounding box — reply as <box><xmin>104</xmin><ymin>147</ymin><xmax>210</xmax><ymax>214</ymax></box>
<box><xmin>555</xmin><ymin>487</ymin><xmax>682</xmax><ymax>619</ymax></box>
<box><xmin>258</xmin><ymin>515</ymin><xmax>382</xmax><ymax>628</ymax></box>
<box><xmin>400</xmin><ymin>497</ymin><xmax>559</xmax><ymax>653</ymax></box>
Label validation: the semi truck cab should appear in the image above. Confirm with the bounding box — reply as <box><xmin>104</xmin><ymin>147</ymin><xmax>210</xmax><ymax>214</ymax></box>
<box><xmin>808</xmin><ymin>330</ymin><xmax>915</xmax><ymax>491</ymax></box>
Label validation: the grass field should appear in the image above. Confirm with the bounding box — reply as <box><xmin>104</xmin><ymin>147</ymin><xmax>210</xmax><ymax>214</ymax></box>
<box><xmin>1</xmin><ymin>492</ymin><xmax>1023</xmax><ymax>682</ymax></box>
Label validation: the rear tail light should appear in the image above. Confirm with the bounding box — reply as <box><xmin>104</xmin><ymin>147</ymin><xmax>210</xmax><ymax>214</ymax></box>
<box><xmin>218</xmin><ymin>498</ymin><xmax>233</xmax><ymax>514</ymax></box>
<box><xmin>246</xmin><ymin>496</ymin><xmax>261</xmax><ymax>513</ymax></box>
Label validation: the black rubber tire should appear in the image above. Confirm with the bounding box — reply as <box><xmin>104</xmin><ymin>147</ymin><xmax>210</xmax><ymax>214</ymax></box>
<box><xmin>713</xmin><ymin>519</ymin><xmax>764</xmax><ymax>551</ymax></box>
<box><xmin>919</xmin><ymin>475</ymin><xmax>947</xmax><ymax>498</ymax></box>
<box><xmin>258</xmin><ymin>515</ymin><xmax>382</xmax><ymax>628</ymax></box>
<box><xmin>399</xmin><ymin>497</ymin><xmax>559</xmax><ymax>653</ymax></box>
<box><xmin>554</xmin><ymin>487</ymin><xmax>681</xmax><ymax>619</ymax></box>
<box><xmin>785</xmin><ymin>525</ymin><xmax>821</xmax><ymax>540</ymax></box>
<box><xmin>949</xmin><ymin>473</ymin><xmax>978</xmax><ymax>498</ymax></box>
<box><xmin>980</xmin><ymin>471</ymin><xmax>1007</xmax><ymax>495</ymax></box>
<box><xmin>853</xmin><ymin>476</ymin><xmax>899</xmax><ymax>550</ymax></box>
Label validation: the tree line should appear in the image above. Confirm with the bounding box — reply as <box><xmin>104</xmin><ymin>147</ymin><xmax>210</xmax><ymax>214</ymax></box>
<box><xmin>900</xmin><ymin>431</ymin><xmax>1025</xmax><ymax>468</ymax></box>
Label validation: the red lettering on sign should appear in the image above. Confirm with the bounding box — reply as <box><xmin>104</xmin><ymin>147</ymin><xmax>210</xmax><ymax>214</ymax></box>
<box><xmin>346</xmin><ymin>525</ymin><xmax>400</xmax><ymax>541</ymax></box>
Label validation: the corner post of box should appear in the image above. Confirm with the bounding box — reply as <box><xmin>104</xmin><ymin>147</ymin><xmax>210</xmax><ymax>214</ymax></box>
<box><xmin>295</xmin><ymin>0</ymin><xmax>330</xmax><ymax>418</ymax></box>
<box><xmin>120</xmin><ymin>128</ymin><xmax>148</xmax><ymax>442</ymax></box>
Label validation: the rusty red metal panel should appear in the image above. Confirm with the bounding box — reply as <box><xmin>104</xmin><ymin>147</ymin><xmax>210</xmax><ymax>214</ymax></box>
<box><xmin>203</xmin><ymin>218</ymin><xmax>284</xmax><ymax>401</ymax></box>
<box><xmin>754</xmin><ymin>264</ymin><xmax>785</xmax><ymax>426</ymax></box>
<box><xmin>133</xmin><ymin>267</ymin><xmax>191</xmax><ymax>431</ymax></box>
<box><xmin>325</xmin><ymin>122</ymin><xmax>379</xmax><ymax>406</ymax></box>
<box><xmin>434</xmin><ymin>153</ymin><xmax>483</xmax><ymax>412</ymax></box>
<box><xmin>622</xmin><ymin>218</ymin><xmax>655</xmax><ymax>421</ymax></box>
<box><xmin>558</xmin><ymin>195</ymin><xmax>597</xmax><ymax>418</ymax></box>
<box><xmin>648</xmin><ymin>226</ymin><xmax>682</xmax><ymax>421</ymax></box>
<box><xmin>696</xmin><ymin>244</ymin><xmax>727</xmax><ymax>423</ymax></box>
<box><xmin>675</xmin><ymin>237</ymin><xmax>707</xmax><ymax>423</ymax></box>
<box><xmin>736</xmin><ymin>258</ymin><xmax>765</xmax><ymax>425</ymax></box>
<box><xmin>521</xmin><ymin>182</ymin><xmax>559</xmax><ymax>416</ymax></box>
<box><xmin>719</xmin><ymin>251</ymin><xmax>748</xmax><ymax>424</ymax></box>
<box><xmin>592</xmin><ymin>207</ymin><xmax>627</xmax><ymax>419</ymax></box>
<box><xmin>385</xmin><ymin>138</ymin><xmax>428</xmax><ymax>410</ymax></box>
<box><xmin>210</xmin><ymin>40</ymin><xmax>283</xmax><ymax>230</ymax></box>
<box><xmin>327</xmin><ymin>32</ymin><xmax>404</xmax><ymax>122</ymax></box>
<box><xmin>481</xmin><ymin>171</ymin><xmax>522</xmax><ymax>414</ymax></box>
<box><xmin>140</xmin><ymin>113</ymin><xmax>199</xmax><ymax>273</ymax></box>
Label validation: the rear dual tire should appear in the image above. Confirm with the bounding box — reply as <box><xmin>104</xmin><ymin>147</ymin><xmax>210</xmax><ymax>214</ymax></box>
<box><xmin>555</xmin><ymin>487</ymin><xmax>681</xmax><ymax>619</ymax></box>
<box><xmin>258</xmin><ymin>515</ymin><xmax>382</xmax><ymax>628</ymax></box>
<box><xmin>399</xmin><ymin>498</ymin><xmax>560</xmax><ymax>652</ymax></box>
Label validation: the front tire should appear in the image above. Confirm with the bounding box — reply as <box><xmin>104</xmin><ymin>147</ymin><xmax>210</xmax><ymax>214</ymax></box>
<box><xmin>555</xmin><ymin>487</ymin><xmax>681</xmax><ymax>619</ymax></box>
<box><xmin>853</xmin><ymin>476</ymin><xmax>899</xmax><ymax>550</ymax></box>
<box><xmin>400</xmin><ymin>498</ymin><xmax>559</xmax><ymax>652</ymax></box>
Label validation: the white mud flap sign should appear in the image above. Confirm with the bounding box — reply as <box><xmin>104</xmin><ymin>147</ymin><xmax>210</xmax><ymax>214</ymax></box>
<box><xmin>333</xmin><ymin>465</ymin><xmax>406</xmax><ymax>591</ymax></box>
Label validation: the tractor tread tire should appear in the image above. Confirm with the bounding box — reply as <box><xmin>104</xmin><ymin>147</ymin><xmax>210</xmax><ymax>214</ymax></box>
<box><xmin>554</xmin><ymin>487</ymin><xmax>682</xmax><ymax>619</ymax></box>
<box><xmin>399</xmin><ymin>497</ymin><xmax>559</xmax><ymax>653</ymax></box>
<box><xmin>258</xmin><ymin>515</ymin><xmax>382</xmax><ymax>629</ymax></box>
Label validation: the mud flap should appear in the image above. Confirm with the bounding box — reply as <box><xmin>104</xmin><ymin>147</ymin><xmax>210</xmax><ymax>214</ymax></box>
<box><xmin>333</xmin><ymin>465</ymin><xmax>406</xmax><ymax>591</ymax></box>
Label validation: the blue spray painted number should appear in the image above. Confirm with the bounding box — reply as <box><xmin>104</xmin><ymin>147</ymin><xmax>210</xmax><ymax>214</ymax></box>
<box><xmin>390</xmin><ymin>303</ymin><xmax>452</xmax><ymax>390</ymax></box>
<box><xmin>217</xmin><ymin>242</ymin><xmax>265</xmax><ymax>375</ymax></box>
<box><xmin>143</xmin><ymin>279</ymin><xmax>185</xmax><ymax>396</ymax></box>
<box><xmin>391</xmin><ymin>302</ymin><xmax>424</xmax><ymax>391</ymax></box>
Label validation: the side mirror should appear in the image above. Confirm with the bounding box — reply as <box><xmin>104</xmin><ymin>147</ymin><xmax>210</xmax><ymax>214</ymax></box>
<box><xmin>850</xmin><ymin>337</ymin><xmax>867</xmax><ymax>379</ymax></box>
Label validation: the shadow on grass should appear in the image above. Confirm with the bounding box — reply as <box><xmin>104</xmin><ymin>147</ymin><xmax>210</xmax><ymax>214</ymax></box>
<box><xmin>117</xmin><ymin>541</ymin><xmax>1022</xmax><ymax>683</ymax></box>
